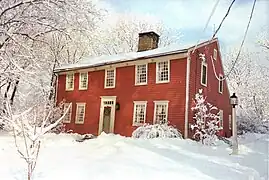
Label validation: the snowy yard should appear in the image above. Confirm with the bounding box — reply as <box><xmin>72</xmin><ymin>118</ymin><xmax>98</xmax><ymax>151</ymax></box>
<box><xmin>0</xmin><ymin>133</ymin><xmax>268</xmax><ymax>180</ymax></box>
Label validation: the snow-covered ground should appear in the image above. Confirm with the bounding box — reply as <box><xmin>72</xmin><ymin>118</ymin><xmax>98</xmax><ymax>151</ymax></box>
<box><xmin>0</xmin><ymin>132</ymin><xmax>268</xmax><ymax>180</ymax></box>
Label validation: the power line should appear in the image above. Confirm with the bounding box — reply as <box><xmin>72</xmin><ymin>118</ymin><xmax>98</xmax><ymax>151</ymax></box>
<box><xmin>212</xmin><ymin>0</ymin><xmax>236</xmax><ymax>39</ymax></box>
<box><xmin>224</xmin><ymin>0</ymin><xmax>257</xmax><ymax>78</ymax></box>
<box><xmin>192</xmin><ymin>0</ymin><xmax>220</xmax><ymax>54</ymax></box>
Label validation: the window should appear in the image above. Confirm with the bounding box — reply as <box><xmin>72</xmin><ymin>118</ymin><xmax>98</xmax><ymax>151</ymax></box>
<box><xmin>63</xmin><ymin>103</ymin><xmax>72</xmax><ymax>123</ymax></box>
<box><xmin>213</xmin><ymin>49</ymin><xmax>217</xmax><ymax>60</ymax></box>
<box><xmin>133</xmin><ymin>101</ymin><xmax>147</xmax><ymax>126</ymax></box>
<box><xmin>229</xmin><ymin>115</ymin><xmax>232</xmax><ymax>130</ymax></box>
<box><xmin>219</xmin><ymin>74</ymin><xmax>224</xmax><ymax>93</ymax></box>
<box><xmin>154</xmin><ymin>101</ymin><xmax>169</xmax><ymax>124</ymax></box>
<box><xmin>79</xmin><ymin>72</ymin><xmax>88</xmax><ymax>90</ymax></box>
<box><xmin>105</xmin><ymin>69</ymin><xmax>116</xmax><ymax>88</ymax></box>
<box><xmin>156</xmin><ymin>60</ymin><xmax>170</xmax><ymax>83</ymax></box>
<box><xmin>75</xmin><ymin>103</ymin><xmax>86</xmax><ymax>124</ymax></box>
<box><xmin>219</xmin><ymin>109</ymin><xmax>223</xmax><ymax>128</ymax></box>
<box><xmin>66</xmin><ymin>73</ymin><xmax>74</xmax><ymax>91</ymax></box>
<box><xmin>201</xmin><ymin>62</ymin><xmax>207</xmax><ymax>86</ymax></box>
<box><xmin>135</xmin><ymin>64</ymin><xmax>147</xmax><ymax>85</ymax></box>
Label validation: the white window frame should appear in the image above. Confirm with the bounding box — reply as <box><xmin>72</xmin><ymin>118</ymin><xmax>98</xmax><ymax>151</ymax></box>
<box><xmin>201</xmin><ymin>61</ymin><xmax>207</xmax><ymax>86</ymax></box>
<box><xmin>153</xmin><ymin>100</ymin><xmax>169</xmax><ymax>124</ymax></box>
<box><xmin>213</xmin><ymin>49</ymin><xmax>217</xmax><ymax>60</ymax></box>
<box><xmin>63</xmin><ymin>103</ymin><xmax>72</xmax><ymax>123</ymax></box>
<box><xmin>218</xmin><ymin>74</ymin><xmax>224</xmax><ymax>94</ymax></box>
<box><xmin>219</xmin><ymin>109</ymin><xmax>224</xmax><ymax>128</ymax></box>
<box><xmin>65</xmin><ymin>73</ymin><xmax>74</xmax><ymax>91</ymax></box>
<box><xmin>75</xmin><ymin>103</ymin><xmax>86</xmax><ymax>124</ymax></box>
<box><xmin>104</xmin><ymin>68</ymin><xmax>116</xmax><ymax>88</ymax></box>
<box><xmin>229</xmin><ymin>114</ymin><xmax>232</xmax><ymax>130</ymax></box>
<box><xmin>132</xmin><ymin>101</ymin><xmax>147</xmax><ymax>126</ymax></box>
<box><xmin>135</xmin><ymin>64</ymin><xmax>148</xmax><ymax>85</ymax></box>
<box><xmin>79</xmin><ymin>72</ymin><xmax>88</xmax><ymax>90</ymax></box>
<box><xmin>156</xmin><ymin>60</ymin><xmax>170</xmax><ymax>83</ymax></box>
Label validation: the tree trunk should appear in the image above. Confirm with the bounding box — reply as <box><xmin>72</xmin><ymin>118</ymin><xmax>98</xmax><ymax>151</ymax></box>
<box><xmin>10</xmin><ymin>79</ymin><xmax>20</xmax><ymax>105</ymax></box>
<box><xmin>4</xmin><ymin>80</ymin><xmax>11</xmax><ymax>99</ymax></box>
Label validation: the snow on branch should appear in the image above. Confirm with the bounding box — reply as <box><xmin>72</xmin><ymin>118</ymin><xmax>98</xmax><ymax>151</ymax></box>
<box><xmin>191</xmin><ymin>89</ymin><xmax>222</xmax><ymax>145</ymax></box>
<box><xmin>0</xmin><ymin>101</ymin><xmax>70</xmax><ymax>180</ymax></box>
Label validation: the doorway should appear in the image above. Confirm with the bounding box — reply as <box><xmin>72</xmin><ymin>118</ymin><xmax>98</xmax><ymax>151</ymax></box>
<box><xmin>98</xmin><ymin>96</ymin><xmax>116</xmax><ymax>134</ymax></box>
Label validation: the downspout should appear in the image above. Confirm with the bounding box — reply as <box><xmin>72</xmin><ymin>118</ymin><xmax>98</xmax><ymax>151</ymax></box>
<box><xmin>184</xmin><ymin>50</ymin><xmax>191</xmax><ymax>138</ymax></box>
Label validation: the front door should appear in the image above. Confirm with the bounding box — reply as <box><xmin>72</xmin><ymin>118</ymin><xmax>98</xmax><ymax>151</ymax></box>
<box><xmin>102</xmin><ymin>106</ymin><xmax>111</xmax><ymax>133</ymax></box>
<box><xmin>98</xmin><ymin>96</ymin><xmax>117</xmax><ymax>135</ymax></box>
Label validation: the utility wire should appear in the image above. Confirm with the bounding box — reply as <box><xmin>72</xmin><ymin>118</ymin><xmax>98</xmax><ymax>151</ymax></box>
<box><xmin>224</xmin><ymin>0</ymin><xmax>257</xmax><ymax>78</ymax></box>
<box><xmin>212</xmin><ymin>0</ymin><xmax>236</xmax><ymax>39</ymax></box>
<box><xmin>192</xmin><ymin>0</ymin><xmax>220</xmax><ymax>54</ymax></box>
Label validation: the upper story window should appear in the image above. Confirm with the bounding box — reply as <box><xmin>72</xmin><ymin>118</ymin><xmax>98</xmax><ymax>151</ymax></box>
<box><xmin>154</xmin><ymin>101</ymin><xmax>169</xmax><ymax>124</ymax></box>
<box><xmin>66</xmin><ymin>73</ymin><xmax>74</xmax><ymax>91</ymax></box>
<box><xmin>213</xmin><ymin>49</ymin><xmax>218</xmax><ymax>60</ymax></box>
<box><xmin>156</xmin><ymin>60</ymin><xmax>170</xmax><ymax>83</ymax></box>
<box><xmin>79</xmin><ymin>72</ymin><xmax>88</xmax><ymax>90</ymax></box>
<box><xmin>105</xmin><ymin>68</ymin><xmax>116</xmax><ymax>88</ymax></box>
<box><xmin>201</xmin><ymin>61</ymin><xmax>207</xmax><ymax>86</ymax></box>
<box><xmin>219</xmin><ymin>74</ymin><xmax>224</xmax><ymax>94</ymax></box>
<box><xmin>75</xmin><ymin>103</ymin><xmax>86</xmax><ymax>124</ymax></box>
<box><xmin>63</xmin><ymin>103</ymin><xmax>72</xmax><ymax>123</ymax></box>
<box><xmin>135</xmin><ymin>64</ymin><xmax>147</xmax><ymax>85</ymax></box>
<box><xmin>219</xmin><ymin>109</ymin><xmax>223</xmax><ymax>128</ymax></box>
<box><xmin>133</xmin><ymin>101</ymin><xmax>147</xmax><ymax>126</ymax></box>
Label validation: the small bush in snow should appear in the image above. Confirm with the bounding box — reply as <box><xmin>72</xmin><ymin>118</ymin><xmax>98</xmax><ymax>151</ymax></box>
<box><xmin>191</xmin><ymin>89</ymin><xmax>222</xmax><ymax>146</ymax></box>
<box><xmin>132</xmin><ymin>121</ymin><xmax>182</xmax><ymax>139</ymax></box>
<box><xmin>237</xmin><ymin>116</ymin><xmax>269</xmax><ymax>135</ymax></box>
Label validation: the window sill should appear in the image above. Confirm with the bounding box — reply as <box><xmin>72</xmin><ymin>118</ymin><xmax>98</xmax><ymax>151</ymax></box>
<box><xmin>104</xmin><ymin>86</ymin><xmax>115</xmax><ymax>89</ymax></box>
<box><xmin>75</xmin><ymin>121</ymin><xmax>84</xmax><ymax>125</ymax></box>
<box><xmin>132</xmin><ymin>123</ymin><xmax>144</xmax><ymax>127</ymax></box>
<box><xmin>135</xmin><ymin>83</ymin><xmax>147</xmax><ymax>86</ymax></box>
<box><xmin>156</xmin><ymin>80</ymin><xmax>170</xmax><ymax>84</ymax></box>
<box><xmin>79</xmin><ymin>88</ymin><xmax>88</xmax><ymax>91</ymax></box>
<box><xmin>65</xmin><ymin>89</ymin><xmax>74</xmax><ymax>91</ymax></box>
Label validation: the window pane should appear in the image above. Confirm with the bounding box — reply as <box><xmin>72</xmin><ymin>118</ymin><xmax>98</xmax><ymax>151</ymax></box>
<box><xmin>106</xmin><ymin>69</ymin><xmax>115</xmax><ymax>87</ymax></box>
<box><xmin>136</xmin><ymin>64</ymin><xmax>147</xmax><ymax>84</ymax></box>
<box><xmin>76</xmin><ymin>104</ymin><xmax>85</xmax><ymax>123</ymax></box>
<box><xmin>133</xmin><ymin>103</ymin><xmax>146</xmax><ymax>125</ymax></box>
<box><xmin>157</xmin><ymin>61</ymin><xmax>169</xmax><ymax>82</ymax></box>
<box><xmin>80</xmin><ymin>73</ymin><xmax>88</xmax><ymax>89</ymax></box>
<box><xmin>219</xmin><ymin>76</ymin><xmax>223</xmax><ymax>93</ymax></box>
<box><xmin>155</xmin><ymin>103</ymin><xmax>168</xmax><ymax>124</ymax></box>
<box><xmin>66</xmin><ymin>74</ymin><xmax>74</xmax><ymax>89</ymax></box>
<box><xmin>202</xmin><ymin>65</ymin><xmax>207</xmax><ymax>84</ymax></box>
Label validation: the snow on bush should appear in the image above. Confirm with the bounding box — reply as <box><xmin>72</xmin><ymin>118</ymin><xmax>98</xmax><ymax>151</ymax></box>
<box><xmin>237</xmin><ymin>116</ymin><xmax>269</xmax><ymax>135</ymax></box>
<box><xmin>132</xmin><ymin>121</ymin><xmax>182</xmax><ymax>139</ymax></box>
<box><xmin>191</xmin><ymin>89</ymin><xmax>222</xmax><ymax>145</ymax></box>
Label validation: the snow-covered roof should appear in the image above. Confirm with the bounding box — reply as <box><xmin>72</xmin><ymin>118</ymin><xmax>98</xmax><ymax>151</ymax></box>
<box><xmin>54</xmin><ymin>44</ymin><xmax>192</xmax><ymax>73</ymax></box>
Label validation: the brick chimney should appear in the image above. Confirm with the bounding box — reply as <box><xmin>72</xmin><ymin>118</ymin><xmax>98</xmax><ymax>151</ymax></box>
<box><xmin>137</xmin><ymin>31</ymin><xmax>159</xmax><ymax>52</ymax></box>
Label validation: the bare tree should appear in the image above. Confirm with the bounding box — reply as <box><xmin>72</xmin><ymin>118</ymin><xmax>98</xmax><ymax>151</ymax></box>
<box><xmin>0</xmin><ymin>0</ymin><xmax>103</xmax><ymax>109</ymax></box>
<box><xmin>1</xmin><ymin>101</ymin><xmax>71</xmax><ymax>180</ymax></box>
<box><xmin>88</xmin><ymin>12</ymin><xmax>182</xmax><ymax>56</ymax></box>
<box><xmin>224</xmin><ymin>49</ymin><xmax>269</xmax><ymax>133</ymax></box>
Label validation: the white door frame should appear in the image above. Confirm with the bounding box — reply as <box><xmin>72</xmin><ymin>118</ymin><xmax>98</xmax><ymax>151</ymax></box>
<box><xmin>98</xmin><ymin>96</ymin><xmax>117</xmax><ymax>135</ymax></box>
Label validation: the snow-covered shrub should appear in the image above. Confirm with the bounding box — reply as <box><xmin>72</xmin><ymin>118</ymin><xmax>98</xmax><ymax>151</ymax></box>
<box><xmin>132</xmin><ymin>121</ymin><xmax>182</xmax><ymax>139</ymax></box>
<box><xmin>191</xmin><ymin>89</ymin><xmax>222</xmax><ymax>145</ymax></box>
<box><xmin>237</xmin><ymin>116</ymin><xmax>269</xmax><ymax>135</ymax></box>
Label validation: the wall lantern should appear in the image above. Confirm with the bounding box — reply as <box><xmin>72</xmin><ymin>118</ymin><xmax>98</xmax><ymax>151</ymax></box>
<box><xmin>115</xmin><ymin>102</ymin><xmax>120</xmax><ymax>110</ymax></box>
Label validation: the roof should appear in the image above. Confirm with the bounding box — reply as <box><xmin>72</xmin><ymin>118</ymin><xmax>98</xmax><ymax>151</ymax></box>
<box><xmin>54</xmin><ymin>38</ymin><xmax>218</xmax><ymax>73</ymax></box>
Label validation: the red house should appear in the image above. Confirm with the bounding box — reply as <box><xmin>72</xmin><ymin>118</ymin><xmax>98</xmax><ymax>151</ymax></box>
<box><xmin>54</xmin><ymin>31</ymin><xmax>232</xmax><ymax>138</ymax></box>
